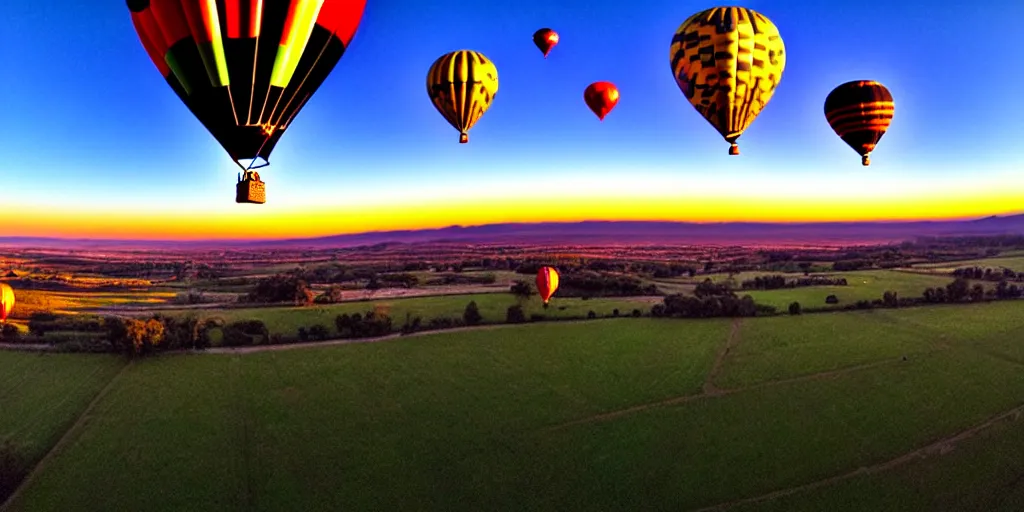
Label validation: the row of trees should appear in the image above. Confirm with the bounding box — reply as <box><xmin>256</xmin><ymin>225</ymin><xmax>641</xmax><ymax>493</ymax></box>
<box><xmin>951</xmin><ymin>266</ymin><xmax>1023</xmax><ymax>282</ymax></box>
<box><xmin>740</xmin><ymin>275</ymin><xmax>848</xmax><ymax>290</ymax></box>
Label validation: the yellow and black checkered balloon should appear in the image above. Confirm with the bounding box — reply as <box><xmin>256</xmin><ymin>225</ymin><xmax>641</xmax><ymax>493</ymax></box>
<box><xmin>669</xmin><ymin>7</ymin><xmax>786</xmax><ymax>155</ymax></box>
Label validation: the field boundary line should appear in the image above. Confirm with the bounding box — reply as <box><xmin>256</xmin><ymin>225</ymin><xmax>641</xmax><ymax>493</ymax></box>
<box><xmin>704</xmin><ymin>319</ymin><xmax>742</xmax><ymax>394</ymax></box>
<box><xmin>542</xmin><ymin>356</ymin><xmax>914</xmax><ymax>433</ymax></box>
<box><xmin>691</xmin><ymin>401</ymin><xmax>1024</xmax><ymax>511</ymax></box>
<box><xmin>0</xmin><ymin>360</ymin><xmax>131</xmax><ymax>512</ymax></box>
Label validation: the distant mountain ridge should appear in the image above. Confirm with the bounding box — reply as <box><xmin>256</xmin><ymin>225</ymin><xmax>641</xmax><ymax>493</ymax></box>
<box><xmin>2</xmin><ymin>214</ymin><xmax>1023</xmax><ymax>250</ymax></box>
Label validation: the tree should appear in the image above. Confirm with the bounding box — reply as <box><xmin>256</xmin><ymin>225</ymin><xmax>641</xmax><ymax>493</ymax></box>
<box><xmin>463</xmin><ymin>301</ymin><xmax>482</xmax><ymax>325</ymax></box>
<box><xmin>506</xmin><ymin>304</ymin><xmax>526</xmax><ymax>323</ymax></box>
<box><xmin>308</xmin><ymin>324</ymin><xmax>329</xmax><ymax>340</ymax></box>
<box><xmin>510</xmin><ymin>280</ymin><xmax>533</xmax><ymax>300</ymax></box>
<box><xmin>970</xmin><ymin>283</ymin><xmax>986</xmax><ymax>301</ymax></box>
<box><xmin>222</xmin><ymin>320</ymin><xmax>269</xmax><ymax>347</ymax></box>
<box><xmin>945</xmin><ymin>278</ymin><xmax>970</xmax><ymax>302</ymax></box>
<box><xmin>109</xmin><ymin>317</ymin><xmax>165</xmax><ymax>356</ymax></box>
<box><xmin>0</xmin><ymin>324</ymin><xmax>18</xmax><ymax>342</ymax></box>
<box><xmin>788</xmin><ymin>302</ymin><xmax>802</xmax><ymax>315</ymax></box>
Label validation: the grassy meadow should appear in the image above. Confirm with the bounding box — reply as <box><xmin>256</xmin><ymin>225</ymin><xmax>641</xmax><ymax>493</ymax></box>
<box><xmin>912</xmin><ymin>255</ymin><xmax>1024</xmax><ymax>273</ymax></box>
<box><xmin>4</xmin><ymin>300</ymin><xmax>1024</xmax><ymax>511</ymax></box>
<box><xmin>157</xmin><ymin>293</ymin><xmax>655</xmax><ymax>337</ymax></box>
<box><xmin>741</xmin><ymin>269</ymin><xmax>957</xmax><ymax>310</ymax></box>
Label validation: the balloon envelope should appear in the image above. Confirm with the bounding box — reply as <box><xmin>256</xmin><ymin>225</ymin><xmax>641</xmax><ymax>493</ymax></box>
<box><xmin>536</xmin><ymin>267</ymin><xmax>560</xmax><ymax>304</ymax></box>
<box><xmin>584</xmin><ymin>82</ymin><xmax>619</xmax><ymax>121</ymax></box>
<box><xmin>533</xmin><ymin>28</ymin><xmax>559</xmax><ymax>58</ymax></box>
<box><xmin>426</xmin><ymin>50</ymin><xmax>499</xmax><ymax>143</ymax></box>
<box><xmin>824</xmin><ymin>80</ymin><xmax>894</xmax><ymax>166</ymax></box>
<box><xmin>127</xmin><ymin>0</ymin><xmax>367</xmax><ymax>168</ymax></box>
<box><xmin>669</xmin><ymin>7</ymin><xmax>785</xmax><ymax>155</ymax></box>
<box><xmin>0</xmin><ymin>283</ymin><xmax>14</xmax><ymax>322</ymax></box>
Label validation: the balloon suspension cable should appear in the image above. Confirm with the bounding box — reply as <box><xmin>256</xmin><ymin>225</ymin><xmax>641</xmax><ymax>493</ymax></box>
<box><xmin>459</xmin><ymin>132</ymin><xmax>468</xmax><ymax>144</ymax></box>
<box><xmin>729</xmin><ymin>143</ymin><xmax>739</xmax><ymax>155</ymax></box>
<box><xmin>247</xmin><ymin>135</ymin><xmax>274</xmax><ymax>171</ymax></box>
<box><xmin>861</xmin><ymin>155</ymin><xmax>871</xmax><ymax>166</ymax></box>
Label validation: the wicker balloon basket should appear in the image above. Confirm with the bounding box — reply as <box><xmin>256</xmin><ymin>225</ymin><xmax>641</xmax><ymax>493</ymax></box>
<box><xmin>236</xmin><ymin>171</ymin><xmax>266</xmax><ymax>204</ymax></box>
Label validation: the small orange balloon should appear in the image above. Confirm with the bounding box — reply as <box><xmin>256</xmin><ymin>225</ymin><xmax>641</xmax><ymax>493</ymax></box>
<box><xmin>533</xmin><ymin>28</ymin><xmax>559</xmax><ymax>58</ymax></box>
<box><xmin>584</xmin><ymin>82</ymin><xmax>619</xmax><ymax>121</ymax></box>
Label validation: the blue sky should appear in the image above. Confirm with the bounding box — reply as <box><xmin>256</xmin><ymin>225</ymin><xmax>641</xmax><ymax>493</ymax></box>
<box><xmin>2</xmin><ymin>0</ymin><xmax>1023</xmax><ymax>218</ymax></box>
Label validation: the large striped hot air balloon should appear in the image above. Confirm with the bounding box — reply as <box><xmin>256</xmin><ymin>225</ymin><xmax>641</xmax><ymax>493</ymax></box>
<box><xmin>126</xmin><ymin>0</ymin><xmax>367</xmax><ymax>203</ymax></box>
<box><xmin>669</xmin><ymin>7</ymin><xmax>786</xmax><ymax>155</ymax></box>
<box><xmin>536</xmin><ymin>266</ymin><xmax>560</xmax><ymax>307</ymax></box>
<box><xmin>0</xmin><ymin>283</ymin><xmax>14</xmax><ymax>323</ymax></box>
<box><xmin>426</xmin><ymin>50</ymin><xmax>499</xmax><ymax>143</ymax></box>
<box><xmin>824</xmin><ymin>80</ymin><xmax>894</xmax><ymax>166</ymax></box>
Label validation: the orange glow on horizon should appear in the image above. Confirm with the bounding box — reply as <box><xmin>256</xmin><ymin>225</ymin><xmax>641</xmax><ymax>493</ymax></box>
<box><xmin>4</xmin><ymin>187</ymin><xmax>1023</xmax><ymax>241</ymax></box>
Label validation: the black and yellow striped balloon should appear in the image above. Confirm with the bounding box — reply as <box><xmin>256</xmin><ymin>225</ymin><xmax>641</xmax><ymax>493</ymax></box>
<box><xmin>426</xmin><ymin>50</ymin><xmax>499</xmax><ymax>143</ymax></box>
<box><xmin>824</xmin><ymin>80</ymin><xmax>894</xmax><ymax>166</ymax></box>
<box><xmin>669</xmin><ymin>7</ymin><xmax>786</xmax><ymax>155</ymax></box>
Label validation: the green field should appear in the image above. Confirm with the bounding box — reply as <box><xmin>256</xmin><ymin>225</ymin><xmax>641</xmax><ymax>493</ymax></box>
<box><xmin>0</xmin><ymin>352</ymin><xmax>123</xmax><ymax>476</ymax></box>
<box><xmin>160</xmin><ymin>293</ymin><xmax>654</xmax><ymax>337</ymax></box>
<box><xmin>743</xmin><ymin>269</ymin><xmax>956</xmax><ymax>310</ymax></box>
<box><xmin>4</xmin><ymin>300</ymin><xmax>1024</xmax><ymax>511</ymax></box>
<box><xmin>913</xmin><ymin>255</ymin><xmax>1024</xmax><ymax>273</ymax></box>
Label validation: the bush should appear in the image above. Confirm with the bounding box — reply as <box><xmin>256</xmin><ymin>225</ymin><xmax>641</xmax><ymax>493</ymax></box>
<box><xmin>297</xmin><ymin>327</ymin><xmax>309</xmax><ymax>341</ymax></box>
<box><xmin>463</xmin><ymin>301</ymin><xmax>483</xmax><ymax>325</ymax></box>
<box><xmin>631</xmin><ymin>309</ymin><xmax>642</xmax><ymax>317</ymax></box>
<box><xmin>529</xmin><ymin>314</ymin><xmax>546</xmax><ymax>322</ymax></box>
<box><xmin>788</xmin><ymin>302</ymin><xmax>802</xmax><ymax>315</ymax></box>
<box><xmin>222</xmin><ymin>320</ymin><xmax>269</xmax><ymax>347</ymax></box>
<box><xmin>587</xmin><ymin>310</ymin><xmax>597</xmax><ymax>319</ymax></box>
<box><xmin>651</xmin><ymin>304</ymin><xmax>666</xmax><ymax>317</ymax></box>
<box><xmin>427</xmin><ymin>317</ymin><xmax>461</xmax><ymax>330</ymax></box>
<box><xmin>612</xmin><ymin>309</ymin><xmax>620</xmax><ymax>317</ymax></box>
<box><xmin>825</xmin><ymin>295</ymin><xmax>839</xmax><ymax>304</ymax></box>
<box><xmin>0</xmin><ymin>324</ymin><xmax>19</xmax><ymax>341</ymax></box>
<box><xmin>401</xmin><ymin>316</ymin><xmax>423</xmax><ymax>334</ymax></box>
<box><xmin>308</xmin><ymin>324</ymin><xmax>330</xmax><ymax>341</ymax></box>
<box><xmin>506</xmin><ymin>305</ymin><xmax>526</xmax><ymax>323</ymax></box>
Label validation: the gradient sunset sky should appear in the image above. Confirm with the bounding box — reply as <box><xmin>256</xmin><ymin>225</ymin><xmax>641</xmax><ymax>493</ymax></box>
<box><xmin>3</xmin><ymin>0</ymin><xmax>1023</xmax><ymax>240</ymax></box>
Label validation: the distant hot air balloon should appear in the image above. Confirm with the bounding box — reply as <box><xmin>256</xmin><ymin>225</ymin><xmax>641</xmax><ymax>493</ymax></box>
<box><xmin>669</xmin><ymin>7</ymin><xmax>786</xmax><ymax>155</ymax></box>
<box><xmin>533</xmin><ymin>28</ymin><xmax>559</xmax><ymax>58</ymax></box>
<box><xmin>824</xmin><ymin>80</ymin><xmax>894</xmax><ymax>166</ymax></box>
<box><xmin>584</xmin><ymin>82</ymin><xmax>619</xmax><ymax>121</ymax></box>
<box><xmin>426</xmin><ymin>50</ymin><xmax>499</xmax><ymax>143</ymax></box>
<box><xmin>0</xmin><ymin>283</ymin><xmax>14</xmax><ymax>323</ymax></box>
<box><xmin>126</xmin><ymin>0</ymin><xmax>367</xmax><ymax>204</ymax></box>
<box><xmin>536</xmin><ymin>266</ymin><xmax>560</xmax><ymax>307</ymax></box>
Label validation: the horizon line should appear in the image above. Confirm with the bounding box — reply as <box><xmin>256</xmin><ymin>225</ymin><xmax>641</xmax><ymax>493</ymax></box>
<box><xmin>0</xmin><ymin>213</ymin><xmax>1018</xmax><ymax>244</ymax></box>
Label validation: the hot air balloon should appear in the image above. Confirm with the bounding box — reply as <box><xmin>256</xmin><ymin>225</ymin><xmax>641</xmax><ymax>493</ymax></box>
<box><xmin>426</xmin><ymin>50</ymin><xmax>499</xmax><ymax>143</ymax></box>
<box><xmin>824</xmin><ymin>80</ymin><xmax>894</xmax><ymax>166</ymax></box>
<box><xmin>533</xmin><ymin>28</ymin><xmax>559</xmax><ymax>58</ymax></box>
<box><xmin>127</xmin><ymin>0</ymin><xmax>367</xmax><ymax>204</ymax></box>
<box><xmin>536</xmin><ymin>266</ymin><xmax>560</xmax><ymax>307</ymax></box>
<box><xmin>669</xmin><ymin>7</ymin><xmax>786</xmax><ymax>155</ymax></box>
<box><xmin>0</xmin><ymin>283</ymin><xmax>14</xmax><ymax>323</ymax></box>
<box><xmin>584</xmin><ymin>82</ymin><xmax>619</xmax><ymax>121</ymax></box>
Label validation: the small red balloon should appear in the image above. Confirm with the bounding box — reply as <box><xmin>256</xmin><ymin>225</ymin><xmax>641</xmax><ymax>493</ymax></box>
<box><xmin>533</xmin><ymin>28</ymin><xmax>559</xmax><ymax>58</ymax></box>
<box><xmin>584</xmin><ymin>82</ymin><xmax>619</xmax><ymax>121</ymax></box>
